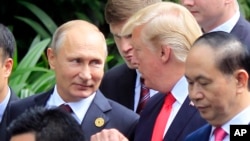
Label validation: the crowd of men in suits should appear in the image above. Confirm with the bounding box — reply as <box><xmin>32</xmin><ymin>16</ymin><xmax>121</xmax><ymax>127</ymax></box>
<box><xmin>1</xmin><ymin>0</ymin><xmax>250</xmax><ymax>141</ymax></box>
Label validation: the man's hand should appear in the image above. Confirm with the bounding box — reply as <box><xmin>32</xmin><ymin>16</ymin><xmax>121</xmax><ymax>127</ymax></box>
<box><xmin>90</xmin><ymin>128</ymin><xmax>129</xmax><ymax>141</ymax></box>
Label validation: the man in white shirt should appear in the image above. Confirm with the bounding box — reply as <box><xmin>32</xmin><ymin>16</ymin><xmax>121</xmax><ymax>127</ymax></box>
<box><xmin>181</xmin><ymin>0</ymin><xmax>250</xmax><ymax>49</ymax></box>
<box><xmin>91</xmin><ymin>2</ymin><xmax>207</xmax><ymax>141</ymax></box>
<box><xmin>184</xmin><ymin>31</ymin><xmax>250</xmax><ymax>141</ymax></box>
<box><xmin>6</xmin><ymin>20</ymin><xmax>139</xmax><ymax>141</ymax></box>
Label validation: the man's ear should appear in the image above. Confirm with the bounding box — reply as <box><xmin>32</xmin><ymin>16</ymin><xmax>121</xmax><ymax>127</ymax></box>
<box><xmin>47</xmin><ymin>48</ymin><xmax>55</xmax><ymax>70</ymax></box>
<box><xmin>160</xmin><ymin>45</ymin><xmax>171</xmax><ymax>63</ymax></box>
<box><xmin>4</xmin><ymin>58</ymin><xmax>13</xmax><ymax>77</ymax></box>
<box><xmin>234</xmin><ymin>69</ymin><xmax>249</xmax><ymax>93</ymax></box>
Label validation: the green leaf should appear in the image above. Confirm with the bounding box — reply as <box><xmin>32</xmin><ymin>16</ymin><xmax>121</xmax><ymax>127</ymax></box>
<box><xmin>10</xmin><ymin>38</ymin><xmax>51</xmax><ymax>87</ymax></box>
<box><xmin>15</xmin><ymin>16</ymin><xmax>50</xmax><ymax>38</ymax></box>
<box><xmin>18</xmin><ymin>1</ymin><xmax>57</xmax><ymax>35</ymax></box>
<box><xmin>30</xmin><ymin>71</ymin><xmax>55</xmax><ymax>92</ymax></box>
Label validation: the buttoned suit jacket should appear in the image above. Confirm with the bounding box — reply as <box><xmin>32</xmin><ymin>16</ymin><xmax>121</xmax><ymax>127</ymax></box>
<box><xmin>6</xmin><ymin>88</ymin><xmax>139</xmax><ymax>141</ymax></box>
<box><xmin>134</xmin><ymin>93</ymin><xmax>207</xmax><ymax>141</ymax></box>
<box><xmin>0</xmin><ymin>88</ymin><xmax>19</xmax><ymax>141</ymax></box>
<box><xmin>184</xmin><ymin>124</ymin><xmax>212</xmax><ymax>141</ymax></box>
<box><xmin>230</xmin><ymin>15</ymin><xmax>250</xmax><ymax>49</ymax></box>
<box><xmin>100</xmin><ymin>63</ymin><xmax>137</xmax><ymax>111</ymax></box>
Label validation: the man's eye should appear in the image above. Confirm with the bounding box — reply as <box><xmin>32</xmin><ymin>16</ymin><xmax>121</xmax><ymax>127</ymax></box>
<box><xmin>72</xmin><ymin>59</ymin><xmax>80</xmax><ymax>63</ymax></box>
<box><xmin>199</xmin><ymin>82</ymin><xmax>209</xmax><ymax>86</ymax></box>
<box><xmin>124</xmin><ymin>34</ymin><xmax>132</xmax><ymax>39</ymax></box>
<box><xmin>188</xmin><ymin>81</ymin><xmax>194</xmax><ymax>85</ymax></box>
<box><xmin>91</xmin><ymin>60</ymin><xmax>102</xmax><ymax>65</ymax></box>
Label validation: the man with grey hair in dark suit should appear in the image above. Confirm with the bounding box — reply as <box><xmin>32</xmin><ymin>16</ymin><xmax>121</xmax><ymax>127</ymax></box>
<box><xmin>6</xmin><ymin>20</ymin><xmax>139</xmax><ymax>141</ymax></box>
<box><xmin>0</xmin><ymin>23</ymin><xmax>19</xmax><ymax>141</ymax></box>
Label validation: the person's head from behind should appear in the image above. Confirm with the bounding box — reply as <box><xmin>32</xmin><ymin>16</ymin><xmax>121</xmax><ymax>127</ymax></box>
<box><xmin>47</xmin><ymin>20</ymin><xmax>108</xmax><ymax>102</ymax></box>
<box><xmin>185</xmin><ymin>31</ymin><xmax>250</xmax><ymax>127</ymax></box>
<box><xmin>0</xmin><ymin>23</ymin><xmax>15</xmax><ymax>99</ymax></box>
<box><xmin>8</xmin><ymin>106</ymin><xmax>85</xmax><ymax>141</ymax></box>
<box><xmin>105</xmin><ymin>0</ymin><xmax>161</xmax><ymax>69</ymax></box>
<box><xmin>121</xmin><ymin>2</ymin><xmax>202</xmax><ymax>93</ymax></box>
<box><xmin>180</xmin><ymin>0</ymin><xmax>238</xmax><ymax>32</ymax></box>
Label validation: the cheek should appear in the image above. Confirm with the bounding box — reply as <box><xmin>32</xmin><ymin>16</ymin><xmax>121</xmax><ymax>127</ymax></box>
<box><xmin>91</xmin><ymin>68</ymin><xmax>104</xmax><ymax>80</ymax></box>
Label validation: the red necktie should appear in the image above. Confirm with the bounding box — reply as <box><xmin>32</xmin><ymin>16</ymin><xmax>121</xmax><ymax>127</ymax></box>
<box><xmin>136</xmin><ymin>79</ymin><xmax>150</xmax><ymax>114</ymax></box>
<box><xmin>151</xmin><ymin>92</ymin><xmax>176</xmax><ymax>141</ymax></box>
<box><xmin>214</xmin><ymin>127</ymin><xmax>227</xmax><ymax>141</ymax></box>
<box><xmin>59</xmin><ymin>104</ymin><xmax>73</xmax><ymax>113</ymax></box>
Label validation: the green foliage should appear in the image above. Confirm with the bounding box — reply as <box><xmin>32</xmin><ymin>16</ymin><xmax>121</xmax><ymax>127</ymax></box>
<box><xmin>9</xmin><ymin>1</ymin><xmax>56</xmax><ymax>98</ymax></box>
<box><xmin>10</xmin><ymin>36</ymin><xmax>55</xmax><ymax>98</ymax></box>
<box><xmin>239</xmin><ymin>0</ymin><xmax>250</xmax><ymax>20</ymax></box>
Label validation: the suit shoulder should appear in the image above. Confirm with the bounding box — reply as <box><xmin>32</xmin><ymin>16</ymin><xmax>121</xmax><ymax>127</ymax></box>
<box><xmin>184</xmin><ymin>124</ymin><xmax>211</xmax><ymax>141</ymax></box>
<box><xmin>9</xmin><ymin>94</ymin><xmax>39</xmax><ymax>112</ymax></box>
<box><xmin>107</xmin><ymin>98</ymin><xmax>139</xmax><ymax>118</ymax></box>
<box><xmin>9</xmin><ymin>90</ymin><xmax>50</xmax><ymax>111</ymax></box>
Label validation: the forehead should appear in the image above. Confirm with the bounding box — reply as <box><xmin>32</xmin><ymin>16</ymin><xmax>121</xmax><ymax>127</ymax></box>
<box><xmin>10</xmin><ymin>132</ymin><xmax>35</xmax><ymax>141</ymax></box>
<box><xmin>186</xmin><ymin>45</ymin><xmax>217</xmax><ymax>74</ymax></box>
<box><xmin>189</xmin><ymin>44</ymin><xmax>215</xmax><ymax>61</ymax></box>
<box><xmin>60</xmin><ymin>29</ymin><xmax>106</xmax><ymax>55</ymax></box>
<box><xmin>131</xmin><ymin>26</ymin><xmax>144</xmax><ymax>47</ymax></box>
<box><xmin>109</xmin><ymin>21</ymin><xmax>127</xmax><ymax>35</ymax></box>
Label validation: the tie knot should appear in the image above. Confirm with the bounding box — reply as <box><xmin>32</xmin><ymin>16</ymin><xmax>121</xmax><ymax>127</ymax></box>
<box><xmin>164</xmin><ymin>92</ymin><xmax>176</xmax><ymax>107</ymax></box>
<box><xmin>59</xmin><ymin>104</ymin><xmax>73</xmax><ymax>113</ymax></box>
<box><xmin>214</xmin><ymin>127</ymin><xmax>227</xmax><ymax>141</ymax></box>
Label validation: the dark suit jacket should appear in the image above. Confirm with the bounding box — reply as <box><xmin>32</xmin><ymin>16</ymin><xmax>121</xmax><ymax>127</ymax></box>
<box><xmin>184</xmin><ymin>124</ymin><xmax>212</xmax><ymax>141</ymax></box>
<box><xmin>230</xmin><ymin>15</ymin><xmax>250</xmax><ymax>49</ymax></box>
<box><xmin>100</xmin><ymin>63</ymin><xmax>137</xmax><ymax>110</ymax></box>
<box><xmin>0</xmin><ymin>89</ymin><xmax>19</xmax><ymax>141</ymax></box>
<box><xmin>6</xmin><ymin>88</ymin><xmax>139</xmax><ymax>141</ymax></box>
<box><xmin>134</xmin><ymin>93</ymin><xmax>207</xmax><ymax>141</ymax></box>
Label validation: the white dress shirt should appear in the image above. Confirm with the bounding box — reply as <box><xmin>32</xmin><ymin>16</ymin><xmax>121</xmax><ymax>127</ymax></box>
<box><xmin>209</xmin><ymin>105</ymin><xmax>250</xmax><ymax>141</ymax></box>
<box><xmin>163</xmin><ymin>76</ymin><xmax>189</xmax><ymax>137</ymax></box>
<box><xmin>210</xmin><ymin>11</ymin><xmax>240</xmax><ymax>33</ymax></box>
<box><xmin>0</xmin><ymin>87</ymin><xmax>11</xmax><ymax>123</ymax></box>
<box><xmin>46</xmin><ymin>85</ymin><xmax>95</xmax><ymax>124</ymax></box>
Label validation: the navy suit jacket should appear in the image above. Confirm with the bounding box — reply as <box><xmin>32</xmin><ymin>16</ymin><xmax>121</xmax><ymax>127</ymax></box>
<box><xmin>230</xmin><ymin>15</ymin><xmax>250</xmax><ymax>49</ymax></box>
<box><xmin>134</xmin><ymin>93</ymin><xmax>207</xmax><ymax>141</ymax></box>
<box><xmin>100</xmin><ymin>63</ymin><xmax>137</xmax><ymax>111</ymax></box>
<box><xmin>184</xmin><ymin>124</ymin><xmax>212</xmax><ymax>141</ymax></box>
<box><xmin>0</xmin><ymin>89</ymin><xmax>19</xmax><ymax>141</ymax></box>
<box><xmin>6</xmin><ymin>88</ymin><xmax>139</xmax><ymax>141</ymax></box>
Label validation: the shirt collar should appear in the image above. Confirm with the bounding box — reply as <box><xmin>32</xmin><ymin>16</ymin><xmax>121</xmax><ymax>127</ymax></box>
<box><xmin>0</xmin><ymin>87</ymin><xmax>11</xmax><ymax>122</ymax></box>
<box><xmin>210</xmin><ymin>11</ymin><xmax>240</xmax><ymax>33</ymax></box>
<box><xmin>171</xmin><ymin>76</ymin><xmax>188</xmax><ymax>105</ymax></box>
<box><xmin>46</xmin><ymin>85</ymin><xmax>96</xmax><ymax>124</ymax></box>
<box><xmin>211</xmin><ymin>105</ymin><xmax>250</xmax><ymax>136</ymax></box>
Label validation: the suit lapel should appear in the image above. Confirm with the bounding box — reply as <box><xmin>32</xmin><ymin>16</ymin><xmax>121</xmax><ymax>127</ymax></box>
<box><xmin>81</xmin><ymin>90</ymin><xmax>111</xmax><ymax>138</ymax></box>
<box><xmin>164</xmin><ymin>96</ymin><xmax>198</xmax><ymax>141</ymax></box>
<box><xmin>231</xmin><ymin>16</ymin><xmax>245</xmax><ymax>42</ymax></box>
<box><xmin>195</xmin><ymin>124</ymin><xmax>212</xmax><ymax>141</ymax></box>
<box><xmin>202</xmin><ymin>125</ymin><xmax>212</xmax><ymax>141</ymax></box>
<box><xmin>134</xmin><ymin>93</ymin><xmax>165</xmax><ymax>141</ymax></box>
<box><xmin>0</xmin><ymin>91</ymin><xmax>19</xmax><ymax>141</ymax></box>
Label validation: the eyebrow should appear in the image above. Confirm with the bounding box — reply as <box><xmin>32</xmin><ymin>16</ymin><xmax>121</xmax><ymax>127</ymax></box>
<box><xmin>185</xmin><ymin>74</ymin><xmax>211</xmax><ymax>81</ymax></box>
<box><xmin>113</xmin><ymin>33</ymin><xmax>131</xmax><ymax>38</ymax></box>
<box><xmin>112</xmin><ymin>33</ymin><xmax>121</xmax><ymax>37</ymax></box>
